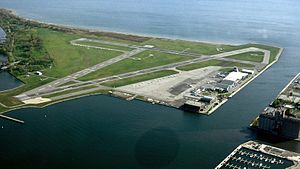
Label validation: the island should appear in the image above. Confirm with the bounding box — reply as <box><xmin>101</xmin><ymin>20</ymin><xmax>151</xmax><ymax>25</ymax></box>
<box><xmin>0</xmin><ymin>9</ymin><xmax>282</xmax><ymax>119</ymax></box>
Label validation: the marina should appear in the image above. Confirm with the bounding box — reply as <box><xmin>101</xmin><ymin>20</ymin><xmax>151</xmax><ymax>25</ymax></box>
<box><xmin>215</xmin><ymin>141</ymin><xmax>300</xmax><ymax>169</ymax></box>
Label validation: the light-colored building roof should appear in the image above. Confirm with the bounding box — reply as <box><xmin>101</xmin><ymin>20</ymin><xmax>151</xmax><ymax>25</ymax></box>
<box><xmin>224</xmin><ymin>71</ymin><xmax>248</xmax><ymax>82</ymax></box>
<box><xmin>242</xmin><ymin>69</ymin><xmax>255</xmax><ymax>74</ymax></box>
<box><xmin>143</xmin><ymin>45</ymin><xmax>155</xmax><ymax>48</ymax></box>
<box><xmin>35</xmin><ymin>71</ymin><xmax>43</xmax><ymax>76</ymax></box>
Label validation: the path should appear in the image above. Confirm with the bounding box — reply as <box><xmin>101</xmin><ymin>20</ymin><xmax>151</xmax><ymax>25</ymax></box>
<box><xmin>16</xmin><ymin>48</ymin><xmax>145</xmax><ymax>100</ymax></box>
<box><xmin>15</xmin><ymin>39</ymin><xmax>271</xmax><ymax>102</ymax></box>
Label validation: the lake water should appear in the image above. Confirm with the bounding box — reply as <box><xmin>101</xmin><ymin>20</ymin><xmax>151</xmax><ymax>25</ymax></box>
<box><xmin>0</xmin><ymin>28</ymin><xmax>22</xmax><ymax>91</ymax></box>
<box><xmin>0</xmin><ymin>0</ymin><xmax>300</xmax><ymax>168</ymax></box>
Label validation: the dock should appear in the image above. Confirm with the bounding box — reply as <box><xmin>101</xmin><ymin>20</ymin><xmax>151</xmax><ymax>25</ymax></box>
<box><xmin>215</xmin><ymin>141</ymin><xmax>300</xmax><ymax>169</ymax></box>
<box><xmin>0</xmin><ymin>114</ymin><xmax>25</xmax><ymax>124</ymax></box>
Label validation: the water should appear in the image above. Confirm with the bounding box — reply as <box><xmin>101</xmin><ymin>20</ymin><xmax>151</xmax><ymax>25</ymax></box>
<box><xmin>224</xmin><ymin>148</ymin><xmax>294</xmax><ymax>169</ymax></box>
<box><xmin>0</xmin><ymin>28</ymin><xmax>22</xmax><ymax>91</ymax></box>
<box><xmin>0</xmin><ymin>0</ymin><xmax>300</xmax><ymax>168</ymax></box>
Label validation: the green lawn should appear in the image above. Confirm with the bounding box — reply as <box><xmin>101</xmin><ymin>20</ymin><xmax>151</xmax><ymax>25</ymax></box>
<box><xmin>79</xmin><ymin>50</ymin><xmax>193</xmax><ymax>81</ymax></box>
<box><xmin>142</xmin><ymin>38</ymin><xmax>236</xmax><ymax>55</ymax></box>
<box><xmin>0</xmin><ymin>75</ymin><xmax>53</xmax><ymax>107</ymax></box>
<box><xmin>142</xmin><ymin>39</ymin><xmax>281</xmax><ymax>63</ymax></box>
<box><xmin>37</xmin><ymin>28</ymin><xmax>123</xmax><ymax>78</ymax></box>
<box><xmin>222</xmin><ymin>44</ymin><xmax>280</xmax><ymax>63</ymax></box>
<box><xmin>76</xmin><ymin>40</ymin><xmax>134</xmax><ymax>51</ymax></box>
<box><xmin>85</xmin><ymin>31</ymin><xmax>150</xmax><ymax>45</ymax></box>
<box><xmin>0</xmin><ymin>28</ymin><xmax>125</xmax><ymax>107</ymax></box>
<box><xmin>227</xmin><ymin>51</ymin><xmax>264</xmax><ymax>62</ymax></box>
<box><xmin>0</xmin><ymin>104</ymin><xmax>8</xmax><ymax>113</ymax></box>
<box><xmin>176</xmin><ymin>59</ymin><xmax>255</xmax><ymax>71</ymax></box>
<box><xmin>102</xmin><ymin>70</ymin><xmax>178</xmax><ymax>87</ymax></box>
<box><xmin>0</xmin><ymin>9</ymin><xmax>283</xmax><ymax>114</ymax></box>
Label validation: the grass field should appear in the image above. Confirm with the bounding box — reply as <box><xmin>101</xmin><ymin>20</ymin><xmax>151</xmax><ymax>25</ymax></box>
<box><xmin>0</xmin><ymin>28</ymin><xmax>124</xmax><ymax>107</ymax></box>
<box><xmin>142</xmin><ymin>38</ymin><xmax>236</xmax><ymax>55</ymax></box>
<box><xmin>0</xmin><ymin>76</ymin><xmax>53</xmax><ymax>107</ymax></box>
<box><xmin>226</xmin><ymin>51</ymin><xmax>264</xmax><ymax>62</ymax></box>
<box><xmin>102</xmin><ymin>70</ymin><xmax>178</xmax><ymax>87</ymax></box>
<box><xmin>0</xmin><ymin>9</ymin><xmax>283</xmax><ymax>114</ymax></box>
<box><xmin>142</xmin><ymin>39</ymin><xmax>281</xmax><ymax>63</ymax></box>
<box><xmin>0</xmin><ymin>104</ymin><xmax>8</xmax><ymax>113</ymax></box>
<box><xmin>176</xmin><ymin>59</ymin><xmax>255</xmax><ymax>71</ymax></box>
<box><xmin>36</xmin><ymin>28</ymin><xmax>122</xmax><ymax>78</ymax></box>
<box><xmin>76</xmin><ymin>40</ymin><xmax>134</xmax><ymax>51</ymax></box>
<box><xmin>0</xmin><ymin>88</ymin><xmax>111</xmax><ymax>114</ymax></box>
<box><xmin>79</xmin><ymin>50</ymin><xmax>193</xmax><ymax>81</ymax></box>
<box><xmin>222</xmin><ymin>44</ymin><xmax>280</xmax><ymax>63</ymax></box>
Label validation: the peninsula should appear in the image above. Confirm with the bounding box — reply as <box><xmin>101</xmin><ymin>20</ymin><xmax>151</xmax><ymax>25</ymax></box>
<box><xmin>0</xmin><ymin>9</ymin><xmax>282</xmax><ymax>117</ymax></box>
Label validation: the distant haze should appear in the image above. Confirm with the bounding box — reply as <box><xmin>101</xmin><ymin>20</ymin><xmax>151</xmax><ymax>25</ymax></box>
<box><xmin>0</xmin><ymin>0</ymin><xmax>299</xmax><ymax>45</ymax></box>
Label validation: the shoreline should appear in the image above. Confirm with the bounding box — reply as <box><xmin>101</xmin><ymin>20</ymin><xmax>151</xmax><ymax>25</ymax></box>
<box><xmin>108</xmin><ymin>45</ymin><xmax>283</xmax><ymax>116</ymax></box>
<box><xmin>0</xmin><ymin>90</ymin><xmax>110</xmax><ymax>116</ymax></box>
<box><xmin>249</xmin><ymin>71</ymin><xmax>300</xmax><ymax>142</ymax></box>
<box><xmin>210</xmin><ymin>48</ymin><xmax>283</xmax><ymax>115</ymax></box>
<box><xmin>0</xmin><ymin>7</ymin><xmax>283</xmax><ymax>61</ymax></box>
<box><xmin>0</xmin><ymin>8</ymin><xmax>284</xmax><ymax>117</ymax></box>
<box><xmin>229</xmin><ymin>47</ymin><xmax>283</xmax><ymax>99</ymax></box>
<box><xmin>3</xmin><ymin>8</ymin><xmax>250</xmax><ymax>47</ymax></box>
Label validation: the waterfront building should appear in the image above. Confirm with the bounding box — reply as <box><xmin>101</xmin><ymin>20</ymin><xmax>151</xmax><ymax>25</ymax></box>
<box><xmin>224</xmin><ymin>71</ymin><xmax>248</xmax><ymax>82</ymax></box>
<box><xmin>258</xmin><ymin>107</ymin><xmax>300</xmax><ymax>139</ymax></box>
<box><xmin>241</xmin><ymin>69</ymin><xmax>255</xmax><ymax>74</ymax></box>
<box><xmin>255</xmin><ymin>72</ymin><xmax>300</xmax><ymax>140</ymax></box>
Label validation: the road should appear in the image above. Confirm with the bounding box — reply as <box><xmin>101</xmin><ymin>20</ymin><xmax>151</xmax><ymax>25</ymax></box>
<box><xmin>72</xmin><ymin>38</ymin><xmax>207</xmax><ymax>58</ymax></box>
<box><xmin>49</xmin><ymin>85</ymin><xmax>109</xmax><ymax>101</ymax></box>
<box><xmin>70</xmin><ymin>38</ymin><xmax>132</xmax><ymax>53</ymax></box>
<box><xmin>15</xmin><ymin>39</ymin><xmax>271</xmax><ymax>102</ymax></box>
<box><xmin>15</xmin><ymin>47</ymin><xmax>145</xmax><ymax>100</ymax></box>
<box><xmin>72</xmin><ymin>39</ymin><xmax>270</xmax><ymax>61</ymax></box>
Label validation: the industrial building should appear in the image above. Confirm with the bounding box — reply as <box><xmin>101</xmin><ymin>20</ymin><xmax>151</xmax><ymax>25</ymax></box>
<box><xmin>258</xmin><ymin>107</ymin><xmax>300</xmax><ymax>139</ymax></box>
<box><xmin>180</xmin><ymin>100</ymin><xmax>205</xmax><ymax>113</ymax></box>
<box><xmin>224</xmin><ymin>71</ymin><xmax>248</xmax><ymax>82</ymax></box>
<box><xmin>182</xmin><ymin>68</ymin><xmax>253</xmax><ymax>113</ymax></box>
<box><xmin>241</xmin><ymin>68</ymin><xmax>255</xmax><ymax>74</ymax></box>
<box><xmin>181</xmin><ymin>95</ymin><xmax>216</xmax><ymax>113</ymax></box>
<box><xmin>215</xmin><ymin>69</ymin><xmax>248</xmax><ymax>92</ymax></box>
<box><xmin>256</xmin><ymin>73</ymin><xmax>300</xmax><ymax>140</ymax></box>
<box><xmin>215</xmin><ymin>80</ymin><xmax>236</xmax><ymax>92</ymax></box>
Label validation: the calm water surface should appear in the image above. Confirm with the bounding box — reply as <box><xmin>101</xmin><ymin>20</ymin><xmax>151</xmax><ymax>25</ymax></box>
<box><xmin>0</xmin><ymin>29</ymin><xmax>22</xmax><ymax>91</ymax></box>
<box><xmin>0</xmin><ymin>0</ymin><xmax>300</xmax><ymax>168</ymax></box>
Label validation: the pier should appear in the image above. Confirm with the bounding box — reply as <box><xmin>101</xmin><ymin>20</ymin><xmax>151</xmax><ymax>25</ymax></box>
<box><xmin>215</xmin><ymin>141</ymin><xmax>300</xmax><ymax>169</ymax></box>
<box><xmin>0</xmin><ymin>114</ymin><xmax>25</xmax><ymax>124</ymax></box>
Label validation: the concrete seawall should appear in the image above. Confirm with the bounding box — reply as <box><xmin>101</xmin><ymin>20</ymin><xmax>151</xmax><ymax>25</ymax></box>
<box><xmin>0</xmin><ymin>114</ymin><xmax>24</xmax><ymax>124</ymax></box>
